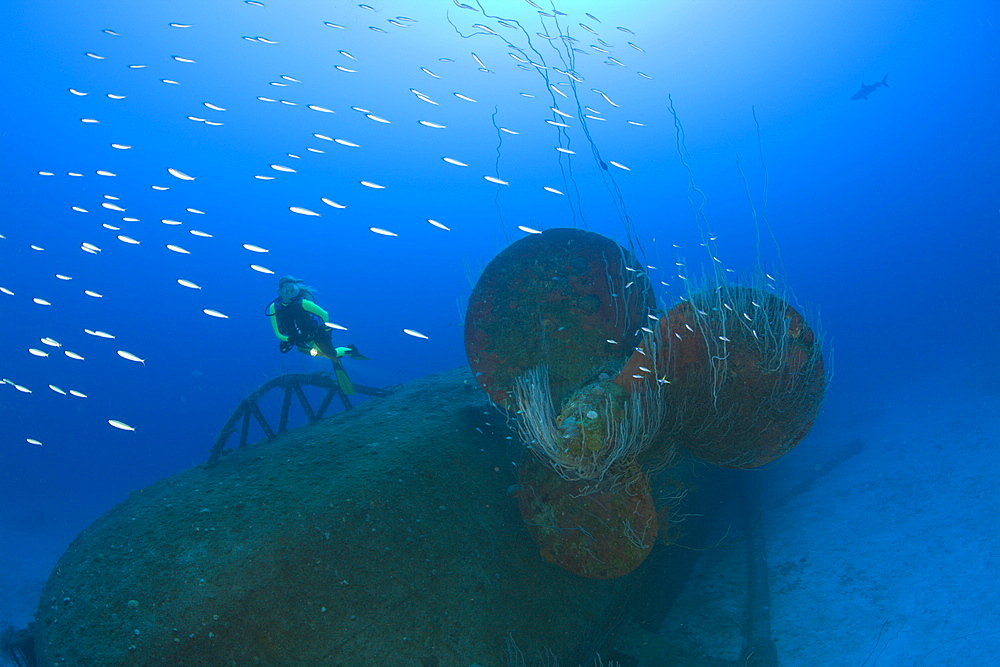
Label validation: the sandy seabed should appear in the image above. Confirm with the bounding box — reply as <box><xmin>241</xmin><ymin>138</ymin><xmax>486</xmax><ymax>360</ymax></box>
<box><xmin>649</xmin><ymin>365</ymin><xmax>1000</xmax><ymax>666</ymax></box>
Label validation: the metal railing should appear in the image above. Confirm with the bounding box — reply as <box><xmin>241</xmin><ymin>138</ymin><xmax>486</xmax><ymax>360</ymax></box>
<box><xmin>206</xmin><ymin>371</ymin><xmax>396</xmax><ymax>466</ymax></box>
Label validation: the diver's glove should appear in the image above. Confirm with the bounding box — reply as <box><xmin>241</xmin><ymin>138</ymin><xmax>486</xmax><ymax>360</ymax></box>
<box><xmin>279</xmin><ymin>340</ymin><xmax>294</xmax><ymax>353</ymax></box>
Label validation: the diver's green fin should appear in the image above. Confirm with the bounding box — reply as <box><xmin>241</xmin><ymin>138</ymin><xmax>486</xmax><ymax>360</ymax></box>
<box><xmin>333</xmin><ymin>344</ymin><xmax>370</xmax><ymax>360</ymax></box>
<box><xmin>332</xmin><ymin>359</ymin><xmax>356</xmax><ymax>395</ymax></box>
<box><xmin>346</xmin><ymin>343</ymin><xmax>370</xmax><ymax>361</ymax></box>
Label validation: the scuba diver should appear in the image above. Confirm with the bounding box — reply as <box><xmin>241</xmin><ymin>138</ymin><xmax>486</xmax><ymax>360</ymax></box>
<box><xmin>265</xmin><ymin>275</ymin><xmax>368</xmax><ymax>395</ymax></box>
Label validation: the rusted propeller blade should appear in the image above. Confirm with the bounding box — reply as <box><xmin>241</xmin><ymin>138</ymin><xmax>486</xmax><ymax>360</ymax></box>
<box><xmin>465</xmin><ymin>228</ymin><xmax>653</xmax><ymax>409</ymax></box>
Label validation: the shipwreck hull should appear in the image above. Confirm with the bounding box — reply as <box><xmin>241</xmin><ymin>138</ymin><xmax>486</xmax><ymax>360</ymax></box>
<box><xmin>33</xmin><ymin>368</ymin><xmax>632</xmax><ymax>666</ymax></box>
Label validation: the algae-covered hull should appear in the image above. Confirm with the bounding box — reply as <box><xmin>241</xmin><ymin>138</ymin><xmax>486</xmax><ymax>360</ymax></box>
<box><xmin>32</xmin><ymin>368</ymin><xmax>635</xmax><ymax>666</ymax></box>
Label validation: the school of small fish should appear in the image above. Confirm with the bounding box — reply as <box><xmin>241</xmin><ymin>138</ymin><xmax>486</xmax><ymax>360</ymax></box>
<box><xmin>3</xmin><ymin>0</ymin><xmax>653</xmax><ymax>447</ymax></box>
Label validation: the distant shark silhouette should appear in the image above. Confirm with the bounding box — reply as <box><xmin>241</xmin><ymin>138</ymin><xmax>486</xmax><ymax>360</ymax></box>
<box><xmin>851</xmin><ymin>74</ymin><xmax>889</xmax><ymax>100</ymax></box>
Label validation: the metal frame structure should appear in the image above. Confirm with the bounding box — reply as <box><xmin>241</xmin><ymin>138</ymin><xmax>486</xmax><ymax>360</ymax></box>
<box><xmin>206</xmin><ymin>372</ymin><xmax>395</xmax><ymax>465</ymax></box>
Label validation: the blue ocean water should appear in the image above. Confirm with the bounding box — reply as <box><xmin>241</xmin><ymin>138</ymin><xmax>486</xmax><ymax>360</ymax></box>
<box><xmin>2</xmin><ymin>0</ymin><xmax>997</xmax><ymax>663</ymax></box>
